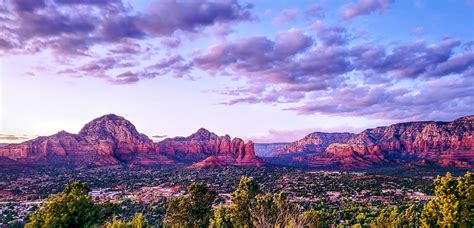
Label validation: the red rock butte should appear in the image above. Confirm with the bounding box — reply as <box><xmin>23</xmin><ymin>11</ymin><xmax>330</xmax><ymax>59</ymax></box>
<box><xmin>0</xmin><ymin>114</ymin><xmax>263</xmax><ymax>168</ymax></box>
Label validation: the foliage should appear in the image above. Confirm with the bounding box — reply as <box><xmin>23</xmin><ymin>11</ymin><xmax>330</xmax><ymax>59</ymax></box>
<box><xmin>300</xmin><ymin>208</ymin><xmax>330</xmax><ymax>228</ymax></box>
<box><xmin>18</xmin><ymin>170</ymin><xmax>473</xmax><ymax>227</ymax></box>
<box><xmin>250</xmin><ymin>192</ymin><xmax>304</xmax><ymax>227</ymax></box>
<box><xmin>105</xmin><ymin>213</ymin><xmax>148</xmax><ymax>228</ymax></box>
<box><xmin>209</xmin><ymin>206</ymin><xmax>233</xmax><ymax>228</ymax></box>
<box><xmin>421</xmin><ymin>172</ymin><xmax>473</xmax><ymax>227</ymax></box>
<box><xmin>25</xmin><ymin>181</ymin><xmax>102</xmax><ymax>228</ymax></box>
<box><xmin>228</xmin><ymin>176</ymin><xmax>261</xmax><ymax>227</ymax></box>
<box><xmin>164</xmin><ymin>182</ymin><xmax>217</xmax><ymax>227</ymax></box>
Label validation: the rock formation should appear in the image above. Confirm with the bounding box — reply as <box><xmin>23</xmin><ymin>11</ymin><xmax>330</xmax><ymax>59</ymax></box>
<box><xmin>275</xmin><ymin>132</ymin><xmax>354</xmax><ymax>155</ymax></box>
<box><xmin>0</xmin><ymin>114</ymin><xmax>173</xmax><ymax>166</ymax></box>
<box><xmin>157</xmin><ymin>128</ymin><xmax>264</xmax><ymax>167</ymax></box>
<box><xmin>1</xmin><ymin>114</ymin><xmax>472</xmax><ymax>169</ymax></box>
<box><xmin>279</xmin><ymin>116</ymin><xmax>474</xmax><ymax>168</ymax></box>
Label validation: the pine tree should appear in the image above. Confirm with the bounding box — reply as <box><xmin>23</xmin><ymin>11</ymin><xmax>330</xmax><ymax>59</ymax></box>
<box><xmin>228</xmin><ymin>176</ymin><xmax>260</xmax><ymax>227</ymax></box>
<box><xmin>164</xmin><ymin>182</ymin><xmax>217</xmax><ymax>227</ymax></box>
<box><xmin>26</xmin><ymin>181</ymin><xmax>102</xmax><ymax>228</ymax></box>
<box><xmin>421</xmin><ymin>172</ymin><xmax>474</xmax><ymax>227</ymax></box>
<box><xmin>209</xmin><ymin>206</ymin><xmax>233</xmax><ymax>228</ymax></box>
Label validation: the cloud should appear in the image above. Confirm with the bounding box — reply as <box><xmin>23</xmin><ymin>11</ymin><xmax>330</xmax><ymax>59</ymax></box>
<box><xmin>342</xmin><ymin>0</ymin><xmax>394</xmax><ymax>20</ymax></box>
<box><xmin>305</xmin><ymin>4</ymin><xmax>324</xmax><ymax>19</ymax></box>
<box><xmin>151</xmin><ymin>135</ymin><xmax>167</xmax><ymax>142</ymax></box>
<box><xmin>0</xmin><ymin>133</ymin><xmax>35</xmax><ymax>143</ymax></box>
<box><xmin>273</xmin><ymin>8</ymin><xmax>299</xmax><ymax>25</ymax></box>
<box><xmin>350</xmin><ymin>38</ymin><xmax>462</xmax><ymax>78</ymax></box>
<box><xmin>251</xmin><ymin>125</ymin><xmax>364</xmax><ymax>143</ymax></box>
<box><xmin>192</xmin><ymin>23</ymin><xmax>473</xmax><ymax>121</ymax></box>
<box><xmin>411</xmin><ymin>26</ymin><xmax>424</xmax><ymax>36</ymax></box>
<box><xmin>1</xmin><ymin>0</ymin><xmax>252</xmax><ymax>84</ymax></box>
<box><xmin>289</xmin><ymin>75</ymin><xmax>473</xmax><ymax>120</ymax></box>
<box><xmin>142</xmin><ymin>0</ymin><xmax>253</xmax><ymax>35</ymax></box>
<box><xmin>152</xmin><ymin>135</ymin><xmax>167</xmax><ymax>138</ymax></box>
<box><xmin>251</xmin><ymin>128</ymin><xmax>318</xmax><ymax>143</ymax></box>
<box><xmin>311</xmin><ymin>21</ymin><xmax>349</xmax><ymax>46</ymax></box>
<box><xmin>1</xmin><ymin>0</ymin><xmax>252</xmax><ymax>54</ymax></box>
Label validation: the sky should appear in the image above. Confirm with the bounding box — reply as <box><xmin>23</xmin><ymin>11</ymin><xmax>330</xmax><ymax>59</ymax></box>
<box><xmin>0</xmin><ymin>0</ymin><xmax>473</xmax><ymax>143</ymax></box>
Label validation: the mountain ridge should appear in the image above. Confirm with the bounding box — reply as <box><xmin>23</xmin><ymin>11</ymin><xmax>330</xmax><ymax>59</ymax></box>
<box><xmin>0</xmin><ymin>114</ymin><xmax>263</xmax><ymax>168</ymax></box>
<box><xmin>277</xmin><ymin>115</ymin><xmax>474</xmax><ymax>168</ymax></box>
<box><xmin>0</xmin><ymin>114</ymin><xmax>472</xmax><ymax>169</ymax></box>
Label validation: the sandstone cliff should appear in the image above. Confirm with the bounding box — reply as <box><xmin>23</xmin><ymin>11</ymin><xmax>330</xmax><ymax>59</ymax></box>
<box><xmin>276</xmin><ymin>132</ymin><xmax>354</xmax><ymax>155</ymax></box>
<box><xmin>284</xmin><ymin>116</ymin><xmax>474</xmax><ymax>168</ymax></box>
<box><xmin>157</xmin><ymin>128</ymin><xmax>264</xmax><ymax>167</ymax></box>
<box><xmin>0</xmin><ymin>114</ymin><xmax>172</xmax><ymax>166</ymax></box>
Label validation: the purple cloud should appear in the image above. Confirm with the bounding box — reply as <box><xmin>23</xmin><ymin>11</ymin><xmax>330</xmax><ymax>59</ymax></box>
<box><xmin>0</xmin><ymin>0</ymin><xmax>253</xmax><ymax>85</ymax></box>
<box><xmin>289</xmin><ymin>75</ymin><xmax>473</xmax><ymax>120</ymax></box>
<box><xmin>351</xmin><ymin>39</ymin><xmax>461</xmax><ymax>78</ymax></box>
<box><xmin>305</xmin><ymin>4</ymin><xmax>324</xmax><ymax>19</ymax></box>
<box><xmin>1</xmin><ymin>0</ymin><xmax>252</xmax><ymax>55</ymax></box>
<box><xmin>194</xmin><ymin>24</ymin><xmax>473</xmax><ymax>121</ymax></box>
<box><xmin>273</xmin><ymin>8</ymin><xmax>299</xmax><ymax>25</ymax></box>
<box><xmin>275</xmin><ymin>29</ymin><xmax>314</xmax><ymax>56</ymax></box>
<box><xmin>142</xmin><ymin>0</ymin><xmax>252</xmax><ymax>35</ymax></box>
<box><xmin>342</xmin><ymin>0</ymin><xmax>394</xmax><ymax>20</ymax></box>
<box><xmin>311</xmin><ymin>22</ymin><xmax>349</xmax><ymax>46</ymax></box>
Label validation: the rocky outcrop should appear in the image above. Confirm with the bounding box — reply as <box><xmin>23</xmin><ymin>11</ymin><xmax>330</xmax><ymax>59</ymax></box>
<box><xmin>276</xmin><ymin>132</ymin><xmax>355</xmax><ymax>155</ymax></box>
<box><xmin>157</xmin><ymin>128</ymin><xmax>264</xmax><ymax>167</ymax></box>
<box><xmin>283</xmin><ymin>116</ymin><xmax>474</xmax><ymax>168</ymax></box>
<box><xmin>0</xmin><ymin>114</ymin><xmax>172</xmax><ymax>166</ymax></box>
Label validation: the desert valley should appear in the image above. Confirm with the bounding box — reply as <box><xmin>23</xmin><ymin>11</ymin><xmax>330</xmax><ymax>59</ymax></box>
<box><xmin>0</xmin><ymin>114</ymin><xmax>473</xmax><ymax>226</ymax></box>
<box><xmin>1</xmin><ymin>0</ymin><xmax>473</xmax><ymax>226</ymax></box>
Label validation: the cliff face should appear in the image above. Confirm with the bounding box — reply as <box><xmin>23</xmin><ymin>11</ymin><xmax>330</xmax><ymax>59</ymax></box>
<box><xmin>276</xmin><ymin>132</ymin><xmax>355</xmax><ymax>155</ymax></box>
<box><xmin>0</xmin><ymin>114</ymin><xmax>170</xmax><ymax>166</ymax></box>
<box><xmin>285</xmin><ymin>116</ymin><xmax>474</xmax><ymax>168</ymax></box>
<box><xmin>0</xmin><ymin>115</ymin><xmax>263</xmax><ymax>168</ymax></box>
<box><xmin>157</xmin><ymin>128</ymin><xmax>264</xmax><ymax>167</ymax></box>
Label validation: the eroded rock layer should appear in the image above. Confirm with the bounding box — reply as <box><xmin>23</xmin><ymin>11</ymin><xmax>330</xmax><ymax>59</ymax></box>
<box><xmin>281</xmin><ymin>116</ymin><xmax>474</xmax><ymax>168</ymax></box>
<box><xmin>157</xmin><ymin>128</ymin><xmax>264</xmax><ymax>167</ymax></box>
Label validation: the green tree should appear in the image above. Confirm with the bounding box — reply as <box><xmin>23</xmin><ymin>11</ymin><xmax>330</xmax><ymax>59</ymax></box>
<box><xmin>229</xmin><ymin>176</ymin><xmax>260</xmax><ymax>227</ymax></box>
<box><xmin>209</xmin><ymin>206</ymin><xmax>233</xmax><ymax>228</ymax></box>
<box><xmin>421</xmin><ymin>172</ymin><xmax>474</xmax><ymax>227</ymax></box>
<box><xmin>164</xmin><ymin>182</ymin><xmax>217</xmax><ymax>227</ymax></box>
<box><xmin>105</xmin><ymin>213</ymin><xmax>148</xmax><ymax>228</ymax></box>
<box><xmin>26</xmin><ymin>181</ymin><xmax>102</xmax><ymax>228</ymax></box>
<box><xmin>300</xmin><ymin>208</ymin><xmax>329</xmax><ymax>228</ymax></box>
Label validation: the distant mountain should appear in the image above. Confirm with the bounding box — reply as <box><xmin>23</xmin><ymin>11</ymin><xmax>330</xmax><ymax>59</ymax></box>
<box><xmin>1</xmin><ymin>114</ymin><xmax>472</xmax><ymax>169</ymax></box>
<box><xmin>0</xmin><ymin>114</ymin><xmax>263</xmax><ymax>168</ymax></box>
<box><xmin>254</xmin><ymin>143</ymin><xmax>288</xmax><ymax>157</ymax></box>
<box><xmin>275</xmin><ymin>132</ymin><xmax>355</xmax><ymax>155</ymax></box>
<box><xmin>157</xmin><ymin>128</ymin><xmax>264</xmax><ymax>167</ymax></box>
<box><xmin>0</xmin><ymin>114</ymin><xmax>173</xmax><ymax>166</ymax></box>
<box><xmin>275</xmin><ymin>116</ymin><xmax>474</xmax><ymax>169</ymax></box>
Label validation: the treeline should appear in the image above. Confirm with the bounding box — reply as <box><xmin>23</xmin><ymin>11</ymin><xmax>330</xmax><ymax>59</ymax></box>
<box><xmin>23</xmin><ymin>172</ymin><xmax>472</xmax><ymax>227</ymax></box>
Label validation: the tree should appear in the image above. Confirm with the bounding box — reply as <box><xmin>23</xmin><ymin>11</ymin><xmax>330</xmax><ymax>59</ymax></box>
<box><xmin>26</xmin><ymin>181</ymin><xmax>102</xmax><ymax>228</ymax></box>
<box><xmin>229</xmin><ymin>176</ymin><xmax>261</xmax><ymax>227</ymax></box>
<box><xmin>105</xmin><ymin>213</ymin><xmax>148</xmax><ymax>228</ymax></box>
<box><xmin>209</xmin><ymin>206</ymin><xmax>233</xmax><ymax>228</ymax></box>
<box><xmin>250</xmin><ymin>193</ymin><xmax>279</xmax><ymax>227</ymax></box>
<box><xmin>300</xmin><ymin>208</ymin><xmax>329</xmax><ymax>228</ymax></box>
<box><xmin>164</xmin><ymin>182</ymin><xmax>217</xmax><ymax>227</ymax></box>
<box><xmin>372</xmin><ymin>207</ymin><xmax>400</xmax><ymax>227</ymax></box>
<box><xmin>421</xmin><ymin>172</ymin><xmax>474</xmax><ymax>227</ymax></box>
